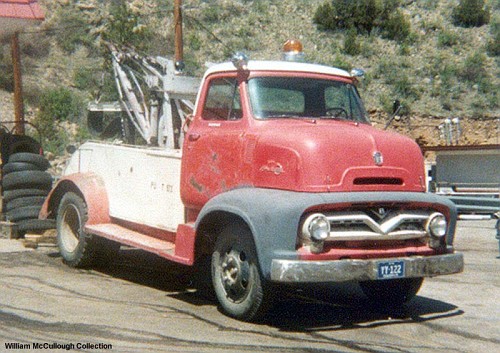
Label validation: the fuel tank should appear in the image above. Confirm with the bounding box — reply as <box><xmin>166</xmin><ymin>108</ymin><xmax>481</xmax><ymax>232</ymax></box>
<box><xmin>251</xmin><ymin>119</ymin><xmax>426</xmax><ymax>193</ymax></box>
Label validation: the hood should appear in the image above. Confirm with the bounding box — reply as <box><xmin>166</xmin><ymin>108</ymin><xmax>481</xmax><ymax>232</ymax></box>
<box><xmin>250</xmin><ymin>120</ymin><xmax>426</xmax><ymax>193</ymax></box>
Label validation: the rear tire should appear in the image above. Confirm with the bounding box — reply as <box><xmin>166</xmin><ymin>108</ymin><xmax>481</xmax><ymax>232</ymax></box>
<box><xmin>359</xmin><ymin>277</ymin><xmax>424</xmax><ymax>306</ymax></box>
<box><xmin>56</xmin><ymin>192</ymin><xmax>118</xmax><ymax>268</ymax></box>
<box><xmin>212</xmin><ymin>223</ymin><xmax>272</xmax><ymax>321</ymax></box>
<box><xmin>56</xmin><ymin>192</ymin><xmax>96</xmax><ymax>268</ymax></box>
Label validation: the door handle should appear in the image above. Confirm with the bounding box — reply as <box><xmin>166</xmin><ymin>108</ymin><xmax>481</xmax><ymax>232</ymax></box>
<box><xmin>188</xmin><ymin>133</ymin><xmax>200</xmax><ymax>141</ymax></box>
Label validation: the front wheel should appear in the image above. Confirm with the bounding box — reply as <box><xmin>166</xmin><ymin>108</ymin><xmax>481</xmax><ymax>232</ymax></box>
<box><xmin>359</xmin><ymin>277</ymin><xmax>424</xmax><ymax>306</ymax></box>
<box><xmin>211</xmin><ymin>224</ymin><xmax>272</xmax><ymax>321</ymax></box>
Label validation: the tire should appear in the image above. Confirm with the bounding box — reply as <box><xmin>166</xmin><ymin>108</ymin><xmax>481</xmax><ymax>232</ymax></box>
<box><xmin>7</xmin><ymin>136</ymin><xmax>41</xmax><ymax>156</ymax></box>
<box><xmin>2</xmin><ymin>189</ymin><xmax>49</xmax><ymax>204</ymax></box>
<box><xmin>5</xmin><ymin>205</ymin><xmax>42</xmax><ymax>223</ymax></box>
<box><xmin>56</xmin><ymin>192</ymin><xmax>118</xmax><ymax>268</ymax></box>
<box><xmin>17</xmin><ymin>219</ymin><xmax>56</xmax><ymax>233</ymax></box>
<box><xmin>8</xmin><ymin>152</ymin><xmax>49</xmax><ymax>171</ymax></box>
<box><xmin>57</xmin><ymin>192</ymin><xmax>95</xmax><ymax>268</ymax></box>
<box><xmin>359</xmin><ymin>277</ymin><xmax>424</xmax><ymax>306</ymax></box>
<box><xmin>3</xmin><ymin>162</ymin><xmax>43</xmax><ymax>174</ymax></box>
<box><xmin>211</xmin><ymin>223</ymin><xmax>272</xmax><ymax>321</ymax></box>
<box><xmin>2</xmin><ymin>171</ymin><xmax>52</xmax><ymax>191</ymax></box>
<box><xmin>4</xmin><ymin>196</ymin><xmax>46</xmax><ymax>212</ymax></box>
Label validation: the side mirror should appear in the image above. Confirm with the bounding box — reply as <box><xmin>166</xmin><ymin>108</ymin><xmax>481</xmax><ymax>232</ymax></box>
<box><xmin>350</xmin><ymin>68</ymin><xmax>365</xmax><ymax>78</ymax></box>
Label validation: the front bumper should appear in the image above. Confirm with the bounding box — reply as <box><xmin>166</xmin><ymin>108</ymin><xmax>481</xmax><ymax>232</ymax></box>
<box><xmin>270</xmin><ymin>253</ymin><xmax>464</xmax><ymax>283</ymax></box>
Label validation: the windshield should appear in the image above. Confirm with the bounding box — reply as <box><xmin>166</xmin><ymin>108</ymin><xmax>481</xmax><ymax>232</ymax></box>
<box><xmin>248</xmin><ymin>77</ymin><xmax>369</xmax><ymax>123</ymax></box>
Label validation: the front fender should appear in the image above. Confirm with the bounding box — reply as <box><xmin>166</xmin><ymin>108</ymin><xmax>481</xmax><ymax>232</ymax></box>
<box><xmin>196</xmin><ymin>189</ymin><xmax>458</xmax><ymax>281</ymax></box>
<box><xmin>39</xmin><ymin>172</ymin><xmax>110</xmax><ymax>225</ymax></box>
<box><xmin>195</xmin><ymin>188</ymin><xmax>326</xmax><ymax>279</ymax></box>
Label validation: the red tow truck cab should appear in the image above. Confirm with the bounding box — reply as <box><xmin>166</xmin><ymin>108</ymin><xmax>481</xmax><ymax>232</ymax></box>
<box><xmin>41</xmin><ymin>57</ymin><xmax>463</xmax><ymax>321</ymax></box>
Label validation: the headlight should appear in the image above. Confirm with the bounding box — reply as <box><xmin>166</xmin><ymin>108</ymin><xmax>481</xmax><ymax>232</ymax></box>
<box><xmin>426</xmin><ymin>213</ymin><xmax>447</xmax><ymax>238</ymax></box>
<box><xmin>303</xmin><ymin>213</ymin><xmax>330</xmax><ymax>241</ymax></box>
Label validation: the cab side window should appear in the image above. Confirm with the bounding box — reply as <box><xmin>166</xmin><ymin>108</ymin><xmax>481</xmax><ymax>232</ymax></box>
<box><xmin>202</xmin><ymin>78</ymin><xmax>242</xmax><ymax>121</ymax></box>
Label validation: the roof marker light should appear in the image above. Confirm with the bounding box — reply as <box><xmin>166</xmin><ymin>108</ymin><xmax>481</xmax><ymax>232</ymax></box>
<box><xmin>282</xmin><ymin>39</ymin><xmax>305</xmax><ymax>62</ymax></box>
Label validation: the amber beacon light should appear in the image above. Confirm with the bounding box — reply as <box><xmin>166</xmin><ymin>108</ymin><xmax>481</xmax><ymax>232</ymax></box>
<box><xmin>282</xmin><ymin>39</ymin><xmax>305</xmax><ymax>62</ymax></box>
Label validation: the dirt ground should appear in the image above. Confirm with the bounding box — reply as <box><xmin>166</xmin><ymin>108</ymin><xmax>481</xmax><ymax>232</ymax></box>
<box><xmin>0</xmin><ymin>220</ymin><xmax>498</xmax><ymax>353</ymax></box>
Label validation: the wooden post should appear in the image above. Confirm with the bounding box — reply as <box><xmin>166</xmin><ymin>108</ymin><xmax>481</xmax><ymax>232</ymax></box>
<box><xmin>11</xmin><ymin>32</ymin><xmax>25</xmax><ymax>135</ymax></box>
<box><xmin>174</xmin><ymin>0</ymin><xmax>183</xmax><ymax>68</ymax></box>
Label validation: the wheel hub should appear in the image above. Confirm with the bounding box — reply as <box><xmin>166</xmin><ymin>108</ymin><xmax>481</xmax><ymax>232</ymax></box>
<box><xmin>220</xmin><ymin>249</ymin><xmax>250</xmax><ymax>302</ymax></box>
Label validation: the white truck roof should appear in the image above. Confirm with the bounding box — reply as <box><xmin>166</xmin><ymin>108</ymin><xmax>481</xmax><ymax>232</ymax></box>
<box><xmin>203</xmin><ymin>60</ymin><xmax>352</xmax><ymax>79</ymax></box>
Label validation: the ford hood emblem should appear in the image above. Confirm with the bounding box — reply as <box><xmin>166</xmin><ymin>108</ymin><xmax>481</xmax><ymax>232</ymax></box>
<box><xmin>373</xmin><ymin>151</ymin><xmax>383</xmax><ymax>166</ymax></box>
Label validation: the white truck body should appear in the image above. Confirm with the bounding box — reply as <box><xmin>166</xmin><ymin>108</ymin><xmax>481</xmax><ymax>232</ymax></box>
<box><xmin>64</xmin><ymin>141</ymin><xmax>184</xmax><ymax>232</ymax></box>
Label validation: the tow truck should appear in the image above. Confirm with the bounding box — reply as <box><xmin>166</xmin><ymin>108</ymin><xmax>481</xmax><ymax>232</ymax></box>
<box><xmin>40</xmin><ymin>38</ymin><xmax>463</xmax><ymax>321</ymax></box>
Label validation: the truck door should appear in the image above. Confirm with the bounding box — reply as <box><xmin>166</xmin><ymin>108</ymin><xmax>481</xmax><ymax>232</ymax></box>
<box><xmin>181</xmin><ymin>75</ymin><xmax>247</xmax><ymax>210</ymax></box>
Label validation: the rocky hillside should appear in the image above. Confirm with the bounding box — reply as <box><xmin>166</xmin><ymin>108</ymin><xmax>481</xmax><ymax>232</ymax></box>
<box><xmin>0</xmin><ymin>0</ymin><xmax>498</xmax><ymax>153</ymax></box>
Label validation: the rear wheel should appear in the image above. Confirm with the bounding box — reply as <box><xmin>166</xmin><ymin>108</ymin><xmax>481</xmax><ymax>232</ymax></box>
<box><xmin>212</xmin><ymin>223</ymin><xmax>272</xmax><ymax>321</ymax></box>
<box><xmin>56</xmin><ymin>192</ymin><xmax>118</xmax><ymax>268</ymax></box>
<box><xmin>360</xmin><ymin>277</ymin><xmax>424</xmax><ymax>306</ymax></box>
<box><xmin>57</xmin><ymin>192</ymin><xmax>96</xmax><ymax>268</ymax></box>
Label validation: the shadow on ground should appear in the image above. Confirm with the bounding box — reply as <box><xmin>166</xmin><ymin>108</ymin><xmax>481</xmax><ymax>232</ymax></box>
<box><xmin>50</xmin><ymin>246</ymin><xmax>463</xmax><ymax>331</ymax></box>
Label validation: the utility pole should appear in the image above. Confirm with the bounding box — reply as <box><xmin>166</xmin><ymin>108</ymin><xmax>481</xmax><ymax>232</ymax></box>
<box><xmin>174</xmin><ymin>0</ymin><xmax>184</xmax><ymax>71</ymax></box>
<box><xmin>11</xmin><ymin>32</ymin><xmax>25</xmax><ymax>135</ymax></box>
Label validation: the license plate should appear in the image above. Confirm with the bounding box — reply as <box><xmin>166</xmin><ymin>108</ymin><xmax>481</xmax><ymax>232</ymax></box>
<box><xmin>377</xmin><ymin>260</ymin><xmax>405</xmax><ymax>279</ymax></box>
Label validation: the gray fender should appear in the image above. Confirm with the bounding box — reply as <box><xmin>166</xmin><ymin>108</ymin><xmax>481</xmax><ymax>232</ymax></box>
<box><xmin>196</xmin><ymin>188</ymin><xmax>457</xmax><ymax>280</ymax></box>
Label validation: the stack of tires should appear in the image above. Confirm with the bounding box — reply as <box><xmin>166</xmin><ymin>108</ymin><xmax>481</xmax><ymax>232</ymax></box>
<box><xmin>2</xmin><ymin>152</ymin><xmax>55</xmax><ymax>236</ymax></box>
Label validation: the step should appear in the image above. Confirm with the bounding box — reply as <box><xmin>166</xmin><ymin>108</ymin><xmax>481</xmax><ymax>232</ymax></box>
<box><xmin>85</xmin><ymin>223</ymin><xmax>175</xmax><ymax>258</ymax></box>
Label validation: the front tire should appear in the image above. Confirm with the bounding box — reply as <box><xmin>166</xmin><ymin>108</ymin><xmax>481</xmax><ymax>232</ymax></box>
<box><xmin>211</xmin><ymin>223</ymin><xmax>272</xmax><ymax>321</ymax></box>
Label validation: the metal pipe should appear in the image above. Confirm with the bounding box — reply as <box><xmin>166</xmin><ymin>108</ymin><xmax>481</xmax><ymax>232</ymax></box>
<box><xmin>11</xmin><ymin>32</ymin><xmax>24</xmax><ymax>135</ymax></box>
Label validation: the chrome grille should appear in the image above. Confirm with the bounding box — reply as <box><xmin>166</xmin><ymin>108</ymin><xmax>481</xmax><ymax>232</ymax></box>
<box><xmin>325</xmin><ymin>210</ymin><xmax>431</xmax><ymax>241</ymax></box>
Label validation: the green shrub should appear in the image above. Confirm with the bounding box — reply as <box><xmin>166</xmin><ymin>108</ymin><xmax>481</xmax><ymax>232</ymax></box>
<box><xmin>313</xmin><ymin>2</ymin><xmax>336</xmax><ymax>31</ymax></box>
<box><xmin>103</xmin><ymin>2</ymin><xmax>153</xmax><ymax>51</ymax></box>
<box><xmin>382</xmin><ymin>11</ymin><xmax>412</xmax><ymax>42</ymax></box>
<box><xmin>344</xmin><ymin>29</ymin><xmax>361</xmax><ymax>55</ymax></box>
<box><xmin>459</xmin><ymin>52</ymin><xmax>488</xmax><ymax>83</ymax></box>
<box><xmin>331</xmin><ymin>54</ymin><xmax>350</xmax><ymax>71</ymax></box>
<box><xmin>314</xmin><ymin>0</ymin><xmax>410</xmax><ymax>42</ymax></box>
<box><xmin>0</xmin><ymin>51</ymin><xmax>14</xmax><ymax>91</ymax></box>
<box><xmin>314</xmin><ymin>0</ymin><xmax>379</xmax><ymax>33</ymax></box>
<box><xmin>486</xmin><ymin>15</ymin><xmax>500</xmax><ymax>56</ymax></box>
<box><xmin>33</xmin><ymin>87</ymin><xmax>84</xmax><ymax>154</ymax></box>
<box><xmin>21</xmin><ymin>34</ymin><xmax>51</xmax><ymax>58</ymax></box>
<box><xmin>38</xmin><ymin>87</ymin><xmax>82</xmax><ymax>123</ymax></box>
<box><xmin>53</xmin><ymin>8</ymin><xmax>94</xmax><ymax>54</ymax></box>
<box><xmin>73</xmin><ymin>68</ymin><xmax>99</xmax><ymax>91</ymax></box>
<box><xmin>437</xmin><ymin>30</ymin><xmax>459</xmax><ymax>47</ymax></box>
<box><xmin>393</xmin><ymin>75</ymin><xmax>419</xmax><ymax>101</ymax></box>
<box><xmin>452</xmin><ymin>0</ymin><xmax>490</xmax><ymax>27</ymax></box>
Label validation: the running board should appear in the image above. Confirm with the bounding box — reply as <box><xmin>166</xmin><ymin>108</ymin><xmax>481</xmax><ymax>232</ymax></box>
<box><xmin>85</xmin><ymin>223</ymin><xmax>176</xmax><ymax>260</ymax></box>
